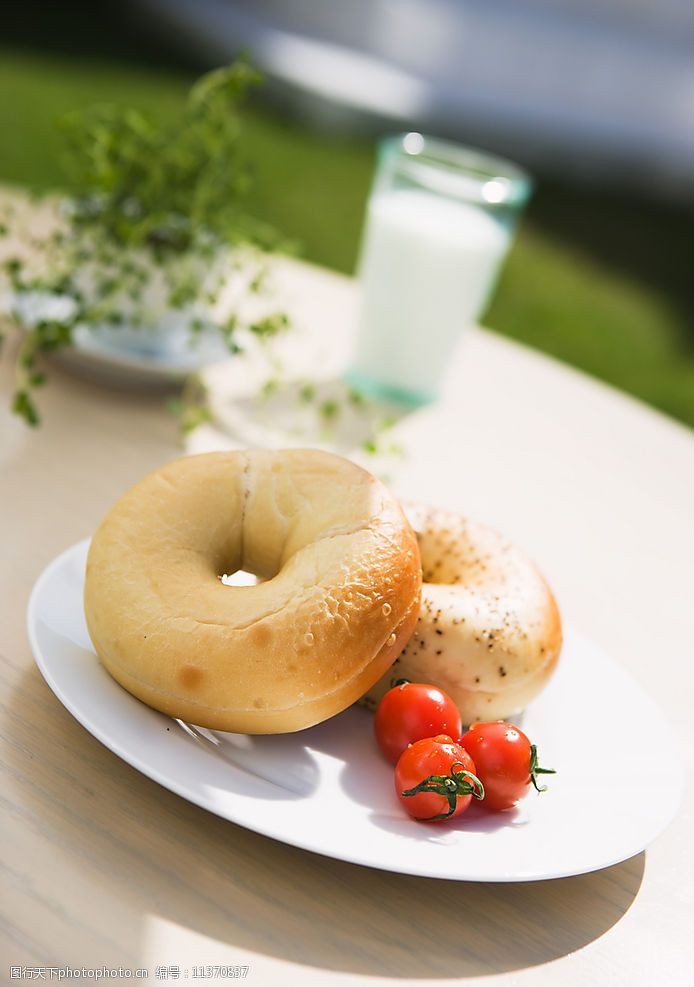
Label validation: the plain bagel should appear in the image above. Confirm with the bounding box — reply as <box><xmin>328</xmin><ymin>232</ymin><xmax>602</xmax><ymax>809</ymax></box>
<box><xmin>363</xmin><ymin>503</ymin><xmax>562</xmax><ymax>723</ymax></box>
<box><xmin>84</xmin><ymin>449</ymin><xmax>421</xmax><ymax>733</ymax></box>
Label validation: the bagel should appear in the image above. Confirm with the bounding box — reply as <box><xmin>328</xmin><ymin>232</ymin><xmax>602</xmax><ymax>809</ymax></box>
<box><xmin>363</xmin><ymin>503</ymin><xmax>562</xmax><ymax>723</ymax></box>
<box><xmin>84</xmin><ymin>449</ymin><xmax>421</xmax><ymax>733</ymax></box>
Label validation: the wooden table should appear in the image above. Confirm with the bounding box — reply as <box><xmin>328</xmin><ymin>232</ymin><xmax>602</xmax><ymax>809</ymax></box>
<box><xmin>1</xmin><ymin>260</ymin><xmax>692</xmax><ymax>985</ymax></box>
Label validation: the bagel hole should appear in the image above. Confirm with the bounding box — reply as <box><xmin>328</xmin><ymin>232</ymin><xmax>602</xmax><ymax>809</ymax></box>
<box><xmin>218</xmin><ymin>570</ymin><xmax>258</xmax><ymax>587</ymax></box>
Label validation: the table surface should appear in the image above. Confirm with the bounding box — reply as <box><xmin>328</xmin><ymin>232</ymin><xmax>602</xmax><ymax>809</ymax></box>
<box><xmin>1</xmin><ymin>257</ymin><xmax>693</xmax><ymax>986</ymax></box>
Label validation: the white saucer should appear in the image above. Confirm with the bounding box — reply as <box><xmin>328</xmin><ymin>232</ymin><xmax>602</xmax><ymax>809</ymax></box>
<box><xmin>27</xmin><ymin>539</ymin><xmax>684</xmax><ymax>882</ymax></box>
<box><xmin>3</xmin><ymin>289</ymin><xmax>231</xmax><ymax>389</ymax></box>
<box><xmin>50</xmin><ymin>330</ymin><xmax>230</xmax><ymax>390</ymax></box>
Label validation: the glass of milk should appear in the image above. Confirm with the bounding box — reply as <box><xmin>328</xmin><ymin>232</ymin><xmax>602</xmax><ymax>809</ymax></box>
<box><xmin>348</xmin><ymin>133</ymin><xmax>532</xmax><ymax>405</ymax></box>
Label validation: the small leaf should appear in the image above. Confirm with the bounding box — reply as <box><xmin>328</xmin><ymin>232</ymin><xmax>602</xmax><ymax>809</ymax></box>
<box><xmin>261</xmin><ymin>378</ymin><xmax>279</xmax><ymax>399</ymax></box>
<box><xmin>12</xmin><ymin>389</ymin><xmax>40</xmax><ymax>426</ymax></box>
<box><xmin>320</xmin><ymin>399</ymin><xmax>340</xmax><ymax>421</ymax></box>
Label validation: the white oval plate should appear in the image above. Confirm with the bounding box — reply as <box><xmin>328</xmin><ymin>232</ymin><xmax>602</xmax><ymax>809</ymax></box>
<box><xmin>28</xmin><ymin>540</ymin><xmax>684</xmax><ymax>882</ymax></box>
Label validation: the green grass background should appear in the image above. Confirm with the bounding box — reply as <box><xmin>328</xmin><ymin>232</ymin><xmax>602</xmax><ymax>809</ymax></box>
<box><xmin>1</xmin><ymin>27</ymin><xmax>692</xmax><ymax>426</ymax></box>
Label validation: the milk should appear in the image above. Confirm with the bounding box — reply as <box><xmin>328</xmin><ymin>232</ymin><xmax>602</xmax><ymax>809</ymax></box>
<box><xmin>351</xmin><ymin>188</ymin><xmax>512</xmax><ymax>402</ymax></box>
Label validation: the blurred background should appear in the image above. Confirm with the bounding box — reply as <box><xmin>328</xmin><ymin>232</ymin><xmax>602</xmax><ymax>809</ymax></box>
<box><xmin>2</xmin><ymin>0</ymin><xmax>693</xmax><ymax>425</ymax></box>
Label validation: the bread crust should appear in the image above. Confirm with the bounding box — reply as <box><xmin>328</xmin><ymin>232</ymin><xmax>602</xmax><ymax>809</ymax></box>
<box><xmin>84</xmin><ymin>449</ymin><xmax>421</xmax><ymax>732</ymax></box>
<box><xmin>363</xmin><ymin>503</ymin><xmax>562</xmax><ymax>723</ymax></box>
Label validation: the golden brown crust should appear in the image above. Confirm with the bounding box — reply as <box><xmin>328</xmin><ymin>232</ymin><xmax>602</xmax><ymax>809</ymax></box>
<box><xmin>84</xmin><ymin>450</ymin><xmax>421</xmax><ymax>732</ymax></box>
<box><xmin>363</xmin><ymin>503</ymin><xmax>562</xmax><ymax>722</ymax></box>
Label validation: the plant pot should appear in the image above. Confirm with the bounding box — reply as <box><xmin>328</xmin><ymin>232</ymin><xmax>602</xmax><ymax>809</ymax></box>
<box><xmin>69</xmin><ymin>247</ymin><xmax>229</xmax><ymax>361</ymax></box>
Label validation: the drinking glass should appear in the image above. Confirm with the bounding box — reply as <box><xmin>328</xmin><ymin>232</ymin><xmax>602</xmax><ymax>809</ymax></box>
<box><xmin>348</xmin><ymin>133</ymin><xmax>532</xmax><ymax>405</ymax></box>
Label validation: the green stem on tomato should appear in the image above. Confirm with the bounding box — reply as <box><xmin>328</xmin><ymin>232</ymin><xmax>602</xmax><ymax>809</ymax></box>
<box><xmin>529</xmin><ymin>743</ymin><xmax>556</xmax><ymax>792</ymax></box>
<box><xmin>401</xmin><ymin>762</ymin><xmax>485</xmax><ymax>821</ymax></box>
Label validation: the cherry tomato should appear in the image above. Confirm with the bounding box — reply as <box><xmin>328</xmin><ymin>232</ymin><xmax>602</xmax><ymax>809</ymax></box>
<box><xmin>459</xmin><ymin>721</ymin><xmax>556</xmax><ymax>811</ymax></box>
<box><xmin>394</xmin><ymin>735</ymin><xmax>485</xmax><ymax>821</ymax></box>
<box><xmin>375</xmin><ymin>682</ymin><xmax>462</xmax><ymax>763</ymax></box>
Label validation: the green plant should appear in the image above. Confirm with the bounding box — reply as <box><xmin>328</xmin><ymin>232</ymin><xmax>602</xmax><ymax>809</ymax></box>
<box><xmin>1</xmin><ymin>60</ymin><xmax>290</xmax><ymax>424</ymax></box>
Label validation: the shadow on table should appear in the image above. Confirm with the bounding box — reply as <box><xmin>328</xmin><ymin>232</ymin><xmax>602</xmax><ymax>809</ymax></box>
<box><xmin>8</xmin><ymin>665</ymin><xmax>645</xmax><ymax>979</ymax></box>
